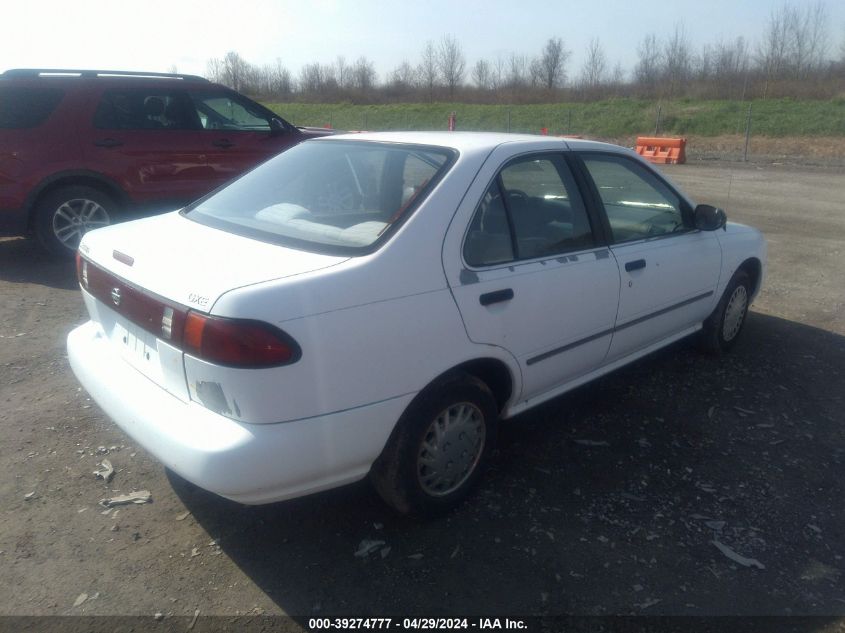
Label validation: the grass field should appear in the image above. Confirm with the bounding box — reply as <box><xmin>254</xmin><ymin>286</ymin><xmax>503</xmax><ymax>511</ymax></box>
<box><xmin>265</xmin><ymin>98</ymin><xmax>845</xmax><ymax>138</ymax></box>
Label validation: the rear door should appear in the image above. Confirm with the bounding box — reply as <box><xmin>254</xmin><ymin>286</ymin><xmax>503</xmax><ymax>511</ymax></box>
<box><xmin>445</xmin><ymin>149</ymin><xmax>620</xmax><ymax>405</ymax></box>
<box><xmin>577</xmin><ymin>152</ymin><xmax>722</xmax><ymax>362</ymax></box>
<box><xmin>82</xmin><ymin>87</ymin><xmax>213</xmax><ymax>206</ymax></box>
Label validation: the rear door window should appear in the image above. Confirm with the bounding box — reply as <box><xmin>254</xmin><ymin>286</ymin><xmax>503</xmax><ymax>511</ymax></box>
<box><xmin>464</xmin><ymin>154</ymin><xmax>595</xmax><ymax>267</ymax></box>
<box><xmin>0</xmin><ymin>86</ymin><xmax>64</xmax><ymax>128</ymax></box>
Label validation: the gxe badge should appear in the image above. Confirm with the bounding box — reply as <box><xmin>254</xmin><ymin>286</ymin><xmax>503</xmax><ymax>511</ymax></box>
<box><xmin>111</xmin><ymin>287</ymin><xmax>122</xmax><ymax>306</ymax></box>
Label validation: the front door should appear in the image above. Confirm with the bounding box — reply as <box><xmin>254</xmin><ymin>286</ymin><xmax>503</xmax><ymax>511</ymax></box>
<box><xmin>577</xmin><ymin>152</ymin><xmax>722</xmax><ymax>362</ymax></box>
<box><xmin>187</xmin><ymin>89</ymin><xmax>298</xmax><ymax>188</ymax></box>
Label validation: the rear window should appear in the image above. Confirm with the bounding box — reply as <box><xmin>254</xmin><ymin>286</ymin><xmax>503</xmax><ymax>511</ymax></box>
<box><xmin>0</xmin><ymin>86</ymin><xmax>64</xmax><ymax>128</ymax></box>
<box><xmin>185</xmin><ymin>141</ymin><xmax>455</xmax><ymax>254</ymax></box>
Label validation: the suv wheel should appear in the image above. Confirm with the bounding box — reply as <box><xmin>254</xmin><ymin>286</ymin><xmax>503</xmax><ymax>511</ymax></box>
<box><xmin>35</xmin><ymin>186</ymin><xmax>116</xmax><ymax>257</ymax></box>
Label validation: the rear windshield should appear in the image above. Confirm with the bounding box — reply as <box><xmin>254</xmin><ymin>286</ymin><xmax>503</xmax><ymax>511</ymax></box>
<box><xmin>185</xmin><ymin>140</ymin><xmax>454</xmax><ymax>254</ymax></box>
<box><xmin>0</xmin><ymin>86</ymin><xmax>64</xmax><ymax>128</ymax></box>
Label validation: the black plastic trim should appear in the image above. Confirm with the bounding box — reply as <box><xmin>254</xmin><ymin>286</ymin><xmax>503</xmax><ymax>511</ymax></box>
<box><xmin>525</xmin><ymin>290</ymin><xmax>714</xmax><ymax>366</ymax></box>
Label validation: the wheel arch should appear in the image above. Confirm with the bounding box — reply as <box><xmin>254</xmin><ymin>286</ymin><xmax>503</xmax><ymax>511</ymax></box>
<box><xmin>25</xmin><ymin>170</ymin><xmax>128</xmax><ymax>231</ymax></box>
<box><xmin>736</xmin><ymin>256</ymin><xmax>763</xmax><ymax>300</ymax></box>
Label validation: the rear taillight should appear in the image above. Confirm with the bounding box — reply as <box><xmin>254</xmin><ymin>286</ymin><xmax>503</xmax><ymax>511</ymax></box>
<box><xmin>76</xmin><ymin>252</ymin><xmax>88</xmax><ymax>289</ymax></box>
<box><xmin>78</xmin><ymin>255</ymin><xmax>300</xmax><ymax>369</ymax></box>
<box><xmin>182</xmin><ymin>312</ymin><xmax>301</xmax><ymax>368</ymax></box>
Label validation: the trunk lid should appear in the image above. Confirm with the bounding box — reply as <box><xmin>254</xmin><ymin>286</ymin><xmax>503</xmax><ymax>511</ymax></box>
<box><xmin>79</xmin><ymin>210</ymin><xmax>347</xmax><ymax>311</ymax></box>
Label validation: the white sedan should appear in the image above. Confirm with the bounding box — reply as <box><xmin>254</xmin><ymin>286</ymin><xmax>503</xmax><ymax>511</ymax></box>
<box><xmin>68</xmin><ymin>132</ymin><xmax>766</xmax><ymax>516</ymax></box>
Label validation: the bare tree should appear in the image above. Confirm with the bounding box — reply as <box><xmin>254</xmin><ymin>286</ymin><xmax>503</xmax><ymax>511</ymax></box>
<box><xmin>299</xmin><ymin>63</ymin><xmax>325</xmax><ymax>95</ymax></box>
<box><xmin>222</xmin><ymin>51</ymin><xmax>250</xmax><ymax>91</ymax></box>
<box><xmin>437</xmin><ymin>35</ymin><xmax>466</xmax><ymax>98</ymax></box>
<box><xmin>390</xmin><ymin>61</ymin><xmax>416</xmax><ymax>89</ymax></box>
<box><xmin>418</xmin><ymin>40</ymin><xmax>439</xmax><ymax>102</ymax></box>
<box><xmin>507</xmin><ymin>53</ymin><xmax>529</xmax><ymax>89</ymax></box>
<box><xmin>334</xmin><ymin>56</ymin><xmax>349</xmax><ymax>90</ymax></box>
<box><xmin>756</xmin><ymin>4</ymin><xmax>792</xmax><ymax>92</ymax></box>
<box><xmin>840</xmin><ymin>25</ymin><xmax>845</xmax><ymax>62</ymax></box>
<box><xmin>580</xmin><ymin>38</ymin><xmax>607</xmax><ymax>88</ymax></box>
<box><xmin>537</xmin><ymin>37</ymin><xmax>570</xmax><ymax>90</ymax></box>
<box><xmin>352</xmin><ymin>56</ymin><xmax>377</xmax><ymax>93</ymax></box>
<box><xmin>472</xmin><ymin>59</ymin><xmax>492</xmax><ymax>89</ymax></box>
<box><xmin>491</xmin><ymin>56</ymin><xmax>507</xmax><ymax>92</ymax></box>
<box><xmin>791</xmin><ymin>1</ymin><xmax>830</xmax><ymax>76</ymax></box>
<box><xmin>663</xmin><ymin>24</ymin><xmax>693</xmax><ymax>96</ymax></box>
<box><xmin>610</xmin><ymin>62</ymin><xmax>625</xmax><ymax>84</ymax></box>
<box><xmin>635</xmin><ymin>33</ymin><xmax>662</xmax><ymax>89</ymax></box>
<box><xmin>206</xmin><ymin>58</ymin><xmax>223</xmax><ymax>82</ymax></box>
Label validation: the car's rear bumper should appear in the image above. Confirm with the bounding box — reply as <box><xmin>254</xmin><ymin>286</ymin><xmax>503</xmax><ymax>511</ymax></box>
<box><xmin>67</xmin><ymin>320</ymin><xmax>411</xmax><ymax>505</ymax></box>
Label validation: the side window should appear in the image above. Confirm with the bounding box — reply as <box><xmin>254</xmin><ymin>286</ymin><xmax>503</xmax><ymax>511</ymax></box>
<box><xmin>94</xmin><ymin>91</ymin><xmax>196</xmax><ymax>130</ymax></box>
<box><xmin>189</xmin><ymin>93</ymin><xmax>270</xmax><ymax>131</ymax></box>
<box><xmin>0</xmin><ymin>87</ymin><xmax>63</xmax><ymax>129</ymax></box>
<box><xmin>464</xmin><ymin>155</ymin><xmax>594</xmax><ymax>267</ymax></box>
<box><xmin>581</xmin><ymin>154</ymin><xmax>686</xmax><ymax>243</ymax></box>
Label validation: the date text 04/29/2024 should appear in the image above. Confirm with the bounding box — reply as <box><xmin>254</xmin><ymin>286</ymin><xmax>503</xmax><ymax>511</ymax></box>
<box><xmin>307</xmin><ymin>618</ymin><xmax>527</xmax><ymax>630</ymax></box>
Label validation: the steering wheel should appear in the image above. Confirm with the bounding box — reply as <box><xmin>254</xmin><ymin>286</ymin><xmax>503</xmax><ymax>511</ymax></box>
<box><xmin>506</xmin><ymin>189</ymin><xmax>528</xmax><ymax>202</ymax></box>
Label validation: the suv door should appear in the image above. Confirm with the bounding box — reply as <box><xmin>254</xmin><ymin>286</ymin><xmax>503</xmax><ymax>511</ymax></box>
<box><xmin>186</xmin><ymin>89</ymin><xmax>298</xmax><ymax>188</ymax></box>
<box><xmin>577</xmin><ymin>152</ymin><xmax>722</xmax><ymax>362</ymax></box>
<box><xmin>445</xmin><ymin>151</ymin><xmax>620</xmax><ymax>406</ymax></box>
<box><xmin>82</xmin><ymin>87</ymin><xmax>213</xmax><ymax>207</ymax></box>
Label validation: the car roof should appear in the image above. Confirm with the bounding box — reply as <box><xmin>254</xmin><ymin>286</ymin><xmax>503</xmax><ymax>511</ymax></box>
<box><xmin>316</xmin><ymin>130</ymin><xmax>627</xmax><ymax>154</ymax></box>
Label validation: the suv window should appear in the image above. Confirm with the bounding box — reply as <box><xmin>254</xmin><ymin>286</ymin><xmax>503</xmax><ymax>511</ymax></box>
<box><xmin>581</xmin><ymin>154</ymin><xmax>687</xmax><ymax>242</ymax></box>
<box><xmin>189</xmin><ymin>92</ymin><xmax>271</xmax><ymax>131</ymax></box>
<box><xmin>0</xmin><ymin>86</ymin><xmax>63</xmax><ymax>128</ymax></box>
<box><xmin>94</xmin><ymin>90</ymin><xmax>197</xmax><ymax>130</ymax></box>
<box><xmin>465</xmin><ymin>155</ymin><xmax>594</xmax><ymax>267</ymax></box>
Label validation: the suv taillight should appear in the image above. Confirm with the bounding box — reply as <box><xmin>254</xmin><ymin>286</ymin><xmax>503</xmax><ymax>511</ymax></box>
<box><xmin>183</xmin><ymin>312</ymin><xmax>301</xmax><ymax>368</ymax></box>
<box><xmin>78</xmin><ymin>255</ymin><xmax>300</xmax><ymax>368</ymax></box>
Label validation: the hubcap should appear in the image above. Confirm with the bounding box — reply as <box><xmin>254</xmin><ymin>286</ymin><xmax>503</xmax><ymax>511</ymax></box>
<box><xmin>52</xmin><ymin>198</ymin><xmax>110</xmax><ymax>250</ymax></box>
<box><xmin>723</xmin><ymin>285</ymin><xmax>748</xmax><ymax>341</ymax></box>
<box><xmin>417</xmin><ymin>402</ymin><xmax>486</xmax><ymax>497</ymax></box>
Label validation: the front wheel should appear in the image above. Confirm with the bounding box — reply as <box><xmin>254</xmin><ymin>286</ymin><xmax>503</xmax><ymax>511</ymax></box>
<box><xmin>700</xmin><ymin>270</ymin><xmax>751</xmax><ymax>354</ymax></box>
<box><xmin>370</xmin><ymin>374</ymin><xmax>498</xmax><ymax>517</ymax></box>
<box><xmin>34</xmin><ymin>186</ymin><xmax>117</xmax><ymax>258</ymax></box>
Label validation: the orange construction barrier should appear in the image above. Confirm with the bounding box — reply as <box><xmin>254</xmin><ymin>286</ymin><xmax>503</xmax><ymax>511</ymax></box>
<box><xmin>635</xmin><ymin>136</ymin><xmax>687</xmax><ymax>164</ymax></box>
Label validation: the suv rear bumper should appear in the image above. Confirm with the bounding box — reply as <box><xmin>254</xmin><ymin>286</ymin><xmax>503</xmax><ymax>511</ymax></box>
<box><xmin>67</xmin><ymin>320</ymin><xmax>411</xmax><ymax>505</ymax></box>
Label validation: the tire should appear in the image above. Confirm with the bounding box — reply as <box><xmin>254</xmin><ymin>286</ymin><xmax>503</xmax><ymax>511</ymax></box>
<box><xmin>700</xmin><ymin>270</ymin><xmax>751</xmax><ymax>354</ymax></box>
<box><xmin>34</xmin><ymin>186</ymin><xmax>117</xmax><ymax>258</ymax></box>
<box><xmin>370</xmin><ymin>374</ymin><xmax>498</xmax><ymax>517</ymax></box>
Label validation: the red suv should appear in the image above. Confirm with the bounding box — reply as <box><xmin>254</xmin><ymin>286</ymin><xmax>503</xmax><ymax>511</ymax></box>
<box><xmin>0</xmin><ymin>69</ymin><xmax>331</xmax><ymax>256</ymax></box>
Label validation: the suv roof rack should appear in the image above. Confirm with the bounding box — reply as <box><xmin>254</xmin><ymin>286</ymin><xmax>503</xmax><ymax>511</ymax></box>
<box><xmin>2</xmin><ymin>69</ymin><xmax>209</xmax><ymax>82</ymax></box>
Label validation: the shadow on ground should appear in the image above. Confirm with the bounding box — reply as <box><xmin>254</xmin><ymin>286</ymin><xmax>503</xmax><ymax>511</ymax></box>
<box><xmin>170</xmin><ymin>312</ymin><xmax>845</xmax><ymax>618</ymax></box>
<box><xmin>0</xmin><ymin>238</ymin><xmax>77</xmax><ymax>290</ymax></box>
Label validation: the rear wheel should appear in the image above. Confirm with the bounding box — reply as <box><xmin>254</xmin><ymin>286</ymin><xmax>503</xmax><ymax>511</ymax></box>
<box><xmin>700</xmin><ymin>270</ymin><xmax>751</xmax><ymax>354</ymax></box>
<box><xmin>34</xmin><ymin>186</ymin><xmax>117</xmax><ymax>258</ymax></box>
<box><xmin>370</xmin><ymin>374</ymin><xmax>498</xmax><ymax>517</ymax></box>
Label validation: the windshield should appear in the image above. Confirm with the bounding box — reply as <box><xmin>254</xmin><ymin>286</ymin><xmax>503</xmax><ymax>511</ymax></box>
<box><xmin>186</xmin><ymin>140</ymin><xmax>454</xmax><ymax>253</ymax></box>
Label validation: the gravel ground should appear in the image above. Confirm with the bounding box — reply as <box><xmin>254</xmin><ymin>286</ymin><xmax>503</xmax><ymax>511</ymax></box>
<box><xmin>0</xmin><ymin>161</ymin><xmax>843</xmax><ymax>624</ymax></box>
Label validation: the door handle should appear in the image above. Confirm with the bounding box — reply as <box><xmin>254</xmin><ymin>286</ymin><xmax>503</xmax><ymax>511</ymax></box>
<box><xmin>212</xmin><ymin>139</ymin><xmax>234</xmax><ymax>148</ymax></box>
<box><xmin>94</xmin><ymin>138</ymin><xmax>123</xmax><ymax>148</ymax></box>
<box><xmin>625</xmin><ymin>259</ymin><xmax>646</xmax><ymax>272</ymax></box>
<box><xmin>479</xmin><ymin>288</ymin><xmax>514</xmax><ymax>306</ymax></box>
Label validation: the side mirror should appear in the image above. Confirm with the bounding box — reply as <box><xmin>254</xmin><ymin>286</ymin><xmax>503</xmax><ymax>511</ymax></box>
<box><xmin>694</xmin><ymin>204</ymin><xmax>727</xmax><ymax>231</ymax></box>
<box><xmin>269</xmin><ymin>117</ymin><xmax>287</xmax><ymax>135</ymax></box>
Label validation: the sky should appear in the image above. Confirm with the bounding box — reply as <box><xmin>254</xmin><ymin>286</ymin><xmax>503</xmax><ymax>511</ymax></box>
<box><xmin>3</xmin><ymin>0</ymin><xmax>844</xmax><ymax>82</ymax></box>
